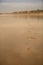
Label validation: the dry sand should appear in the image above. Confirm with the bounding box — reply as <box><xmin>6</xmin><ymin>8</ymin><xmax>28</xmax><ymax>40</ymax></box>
<box><xmin>0</xmin><ymin>15</ymin><xmax>43</xmax><ymax>65</ymax></box>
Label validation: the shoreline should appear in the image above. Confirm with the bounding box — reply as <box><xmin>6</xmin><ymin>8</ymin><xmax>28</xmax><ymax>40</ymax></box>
<box><xmin>0</xmin><ymin>13</ymin><xmax>43</xmax><ymax>17</ymax></box>
<box><xmin>0</xmin><ymin>10</ymin><xmax>43</xmax><ymax>17</ymax></box>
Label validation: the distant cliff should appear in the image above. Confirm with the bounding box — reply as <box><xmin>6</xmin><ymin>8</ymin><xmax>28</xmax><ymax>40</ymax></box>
<box><xmin>29</xmin><ymin>10</ymin><xmax>43</xmax><ymax>13</ymax></box>
<box><xmin>12</xmin><ymin>10</ymin><xmax>43</xmax><ymax>14</ymax></box>
<box><xmin>0</xmin><ymin>10</ymin><xmax>43</xmax><ymax>17</ymax></box>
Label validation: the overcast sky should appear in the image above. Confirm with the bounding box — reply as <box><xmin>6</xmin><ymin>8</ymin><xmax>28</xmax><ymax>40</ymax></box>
<box><xmin>0</xmin><ymin>0</ymin><xmax>43</xmax><ymax>13</ymax></box>
<box><xmin>0</xmin><ymin>0</ymin><xmax>42</xmax><ymax>2</ymax></box>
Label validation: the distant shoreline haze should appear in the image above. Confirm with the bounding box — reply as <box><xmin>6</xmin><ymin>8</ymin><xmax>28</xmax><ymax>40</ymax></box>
<box><xmin>0</xmin><ymin>10</ymin><xmax>43</xmax><ymax>14</ymax></box>
<box><xmin>0</xmin><ymin>1</ymin><xmax>43</xmax><ymax>13</ymax></box>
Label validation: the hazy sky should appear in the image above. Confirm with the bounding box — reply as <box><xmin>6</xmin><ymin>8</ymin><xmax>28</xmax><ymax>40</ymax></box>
<box><xmin>0</xmin><ymin>0</ymin><xmax>43</xmax><ymax>13</ymax></box>
<box><xmin>0</xmin><ymin>0</ymin><xmax>42</xmax><ymax>2</ymax></box>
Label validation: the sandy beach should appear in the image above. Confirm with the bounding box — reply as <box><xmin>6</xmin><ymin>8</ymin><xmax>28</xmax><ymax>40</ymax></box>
<box><xmin>0</xmin><ymin>15</ymin><xmax>43</xmax><ymax>65</ymax></box>
<box><xmin>0</xmin><ymin>12</ymin><xmax>43</xmax><ymax>17</ymax></box>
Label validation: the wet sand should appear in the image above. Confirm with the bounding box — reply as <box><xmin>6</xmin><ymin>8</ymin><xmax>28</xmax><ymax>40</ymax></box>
<box><xmin>0</xmin><ymin>15</ymin><xmax>43</xmax><ymax>65</ymax></box>
<box><xmin>0</xmin><ymin>13</ymin><xmax>43</xmax><ymax>17</ymax></box>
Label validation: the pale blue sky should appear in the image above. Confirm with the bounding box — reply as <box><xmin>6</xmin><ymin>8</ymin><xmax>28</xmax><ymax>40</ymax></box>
<box><xmin>0</xmin><ymin>0</ymin><xmax>43</xmax><ymax>13</ymax></box>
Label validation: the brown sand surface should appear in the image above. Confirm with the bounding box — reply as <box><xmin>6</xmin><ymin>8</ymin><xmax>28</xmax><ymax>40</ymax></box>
<box><xmin>0</xmin><ymin>13</ymin><xmax>43</xmax><ymax>17</ymax></box>
<box><xmin>0</xmin><ymin>15</ymin><xmax>43</xmax><ymax>65</ymax></box>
